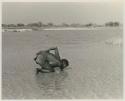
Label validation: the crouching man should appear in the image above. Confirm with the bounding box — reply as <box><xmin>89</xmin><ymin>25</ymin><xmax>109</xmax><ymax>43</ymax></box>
<box><xmin>34</xmin><ymin>47</ymin><xmax>69</xmax><ymax>74</ymax></box>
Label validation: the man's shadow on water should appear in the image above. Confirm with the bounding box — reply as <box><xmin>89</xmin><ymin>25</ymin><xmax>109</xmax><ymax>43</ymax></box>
<box><xmin>35</xmin><ymin>70</ymin><xmax>68</xmax><ymax>96</ymax></box>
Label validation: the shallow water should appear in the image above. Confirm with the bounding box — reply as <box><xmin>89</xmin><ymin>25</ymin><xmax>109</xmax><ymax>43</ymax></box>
<box><xmin>2</xmin><ymin>27</ymin><xmax>123</xmax><ymax>99</ymax></box>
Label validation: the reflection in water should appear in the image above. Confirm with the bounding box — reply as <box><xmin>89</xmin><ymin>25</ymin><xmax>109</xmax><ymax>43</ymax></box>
<box><xmin>35</xmin><ymin>71</ymin><xmax>68</xmax><ymax>98</ymax></box>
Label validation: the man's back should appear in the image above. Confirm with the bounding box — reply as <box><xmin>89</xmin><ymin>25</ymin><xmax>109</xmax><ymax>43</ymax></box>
<box><xmin>47</xmin><ymin>52</ymin><xmax>60</xmax><ymax>65</ymax></box>
<box><xmin>36</xmin><ymin>50</ymin><xmax>60</xmax><ymax>66</ymax></box>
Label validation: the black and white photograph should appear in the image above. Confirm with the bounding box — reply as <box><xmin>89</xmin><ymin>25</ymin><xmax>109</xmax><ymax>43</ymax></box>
<box><xmin>2</xmin><ymin>0</ymin><xmax>123</xmax><ymax>99</ymax></box>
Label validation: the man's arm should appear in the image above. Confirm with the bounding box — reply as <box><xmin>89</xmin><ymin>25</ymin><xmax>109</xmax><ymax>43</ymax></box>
<box><xmin>34</xmin><ymin>50</ymin><xmax>43</xmax><ymax>62</ymax></box>
<box><xmin>46</xmin><ymin>47</ymin><xmax>57</xmax><ymax>51</ymax></box>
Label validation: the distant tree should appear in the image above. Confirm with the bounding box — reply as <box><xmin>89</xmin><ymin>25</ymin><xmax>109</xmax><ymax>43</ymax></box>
<box><xmin>47</xmin><ymin>22</ymin><xmax>54</xmax><ymax>27</ymax></box>
<box><xmin>27</xmin><ymin>23</ymin><xmax>32</xmax><ymax>27</ymax></box>
<box><xmin>2</xmin><ymin>24</ymin><xmax>8</xmax><ymax>28</ymax></box>
<box><xmin>37</xmin><ymin>21</ymin><xmax>43</xmax><ymax>27</ymax></box>
<box><xmin>70</xmin><ymin>23</ymin><xmax>81</xmax><ymax>27</ymax></box>
<box><xmin>85</xmin><ymin>23</ymin><xmax>93</xmax><ymax>27</ymax></box>
<box><xmin>17</xmin><ymin>23</ymin><xmax>25</xmax><ymax>27</ymax></box>
<box><xmin>61</xmin><ymin>23</ymin><xmax>69</xmax><ymax>27</ymax></box>
<box><xmin>105</xmin><ymin>21</ymin><xmax>120</xmax><ymax>27</ymax></box>
<box><xmin>8</xmin><ymin>24</ymin><xmax>16</xmax><ymax>27</ymax></box>
<box><xmin>105</xmin><ymin>22</ymin><xmax>112</xmax><ymax>26</ymax></box>
<box><xmin>114</xmin><ymin>22</ymin><xmax>119</xmax><ymax>26</ymax></box>
<box><xmin>42</xmin><ymin>24</ymin><xmax>48</xmax><ymax>27</ymax></box>
<box><xmin>27</xmin><ymin>22</ymin><xmax>43</xmax><ymax>27</ymax></box>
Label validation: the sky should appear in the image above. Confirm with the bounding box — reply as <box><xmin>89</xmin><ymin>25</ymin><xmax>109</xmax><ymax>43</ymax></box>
<box><xmin>2</xmin><ymin>2</ymin><xmax>123</xmax><ymax>24</ymax></box>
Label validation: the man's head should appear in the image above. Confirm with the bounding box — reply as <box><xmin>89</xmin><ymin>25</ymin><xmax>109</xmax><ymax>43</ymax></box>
<box><xmin>60</xmin><ymin>59</ymin><xmax>69</xmax><ymax>71</ymax></box>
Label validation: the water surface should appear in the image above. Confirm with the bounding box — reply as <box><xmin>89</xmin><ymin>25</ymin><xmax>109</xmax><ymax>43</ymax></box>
<box><xmin>2</xmin><ymin>27</ymin><xmax>123</xmax><ymax>99</ymax></box>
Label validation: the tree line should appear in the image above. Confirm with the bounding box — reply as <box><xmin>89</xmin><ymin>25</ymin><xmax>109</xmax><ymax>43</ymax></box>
<box><xmin>2</xmin><ymin>21</ymin><xmax>121</xmax><ymax>28</ymax></box>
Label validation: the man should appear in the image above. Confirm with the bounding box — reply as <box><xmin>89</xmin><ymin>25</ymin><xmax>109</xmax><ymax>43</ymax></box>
<box><xmin>34</xmin><ymin>47</ymin><xmax>69</xmax><ymax>73</ymax></box>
